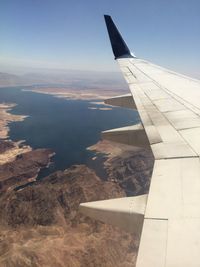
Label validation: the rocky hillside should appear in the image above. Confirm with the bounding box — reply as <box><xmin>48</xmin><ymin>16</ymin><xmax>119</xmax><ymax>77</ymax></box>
<box><xmin>0</xmin><ymin>165</ymin><xmax>138</xmax><ymax>267</ymax></box>
<box><xmin>0</xmin><ymin>128</ymin><xmax>153</xmax><ymax>267</ymax></box>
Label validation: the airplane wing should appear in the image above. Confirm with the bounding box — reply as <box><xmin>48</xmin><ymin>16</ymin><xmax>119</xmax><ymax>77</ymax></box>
<box><xmin>80</xmin><ymin>15</ymin><xmax>200</xmax><ymax>267</ymax></box>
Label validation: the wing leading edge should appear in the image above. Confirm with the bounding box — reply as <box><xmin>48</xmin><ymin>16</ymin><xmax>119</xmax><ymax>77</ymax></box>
<box><xmin>80</xmin><ymin>15</ymin><xmax>200</xmax><ymax>267</ymax></box>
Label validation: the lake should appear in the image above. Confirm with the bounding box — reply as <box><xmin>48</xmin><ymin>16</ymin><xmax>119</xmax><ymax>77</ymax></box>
<box><xmin>0</xmin><ymin>87</ymin><xmax>139</xmax><ymax>178</ymax></box>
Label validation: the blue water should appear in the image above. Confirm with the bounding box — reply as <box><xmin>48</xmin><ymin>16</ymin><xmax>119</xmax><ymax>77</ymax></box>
<box><xmin>0</xmin><ymin>87</ymin><xmax>139</xmax><ymax>178</ymax></box>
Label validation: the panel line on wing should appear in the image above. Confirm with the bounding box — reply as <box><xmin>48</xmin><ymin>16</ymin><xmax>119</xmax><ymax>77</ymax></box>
<box><xmin>129</xmin><ymin>59</ymin><xmax>200</xmax><ymax>116</ymax></box>
<box><xmin>118</xmin><ymin>58</ymin><xmax>200</xmax><ymax>157</ymax></box>
<box><xmin>129</xmin><ymin>84</ymin><xmax>197</xmax><ymax>158</ymax></box>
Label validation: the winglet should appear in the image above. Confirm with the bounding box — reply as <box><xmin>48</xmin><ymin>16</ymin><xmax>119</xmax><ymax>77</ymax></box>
<box><xmin>104</xmin><ymin>15</ymin><xmax>134</xmax><ymax>59</ymax></box>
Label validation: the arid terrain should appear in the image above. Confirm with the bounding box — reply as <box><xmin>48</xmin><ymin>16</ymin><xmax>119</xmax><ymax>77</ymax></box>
<box><xmin>23</xmin><ymin>86</ymin><xmax>128</xmax><ymax>101</ymax></box>
<box><xmin>88</xmin><ymin>140</ymin><xmax>153</xmax><ymax>196</ymax></box>
<box><xmin>0</xmin><ymin>91</ymin><xmax>154</xmax><ymax>267</ymax></box>
<box><xmin>0</xmin><ymin>140</ymin><xmax>153</xmax><ymax>267</ymax></box>
<box><xmin>0</xmin><ymin>165</ymin><xmax>139</xmax><ymax>267</ymax></box>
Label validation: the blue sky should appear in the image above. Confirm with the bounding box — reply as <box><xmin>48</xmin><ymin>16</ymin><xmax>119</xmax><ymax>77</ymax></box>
<box><xmin>0</xmin><ymin>0</ymin><xmax>200</xmax><ymax>77</ymax></box>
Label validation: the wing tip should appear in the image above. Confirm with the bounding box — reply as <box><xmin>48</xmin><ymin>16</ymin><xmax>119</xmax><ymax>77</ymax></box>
<box><xmin>103</xmin><ymin>14</ymin><xmax>134</xmax><ymax>59</ymax></box>
<box><xmin>104</xmin><ymin>14</ymin><xmax>111</xmax><ymax>20</ymax></box>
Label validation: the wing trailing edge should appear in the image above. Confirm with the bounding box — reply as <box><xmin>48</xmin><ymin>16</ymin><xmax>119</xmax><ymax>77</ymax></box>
<box><xmin>104</xmin><ymin>93</ymin><xmax>136</xmax><ymax>109</ymax></box>
<box><xmin>101</xmin><ymin>124</ymin><xmax>150</xmax><ymax>148</ymax></box>
<box><xmin>79</xmin><ymin>195</ymin><xmax>147</xmax><ymax>234</ymax></box>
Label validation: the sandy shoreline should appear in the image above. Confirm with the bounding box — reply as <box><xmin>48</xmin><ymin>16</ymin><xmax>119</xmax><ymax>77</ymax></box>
<box><xmin>0</xmin><ymin>103</ymin><xmax>28</xmax><ymax>139</ymax></box>
<box><xmin>22</xmin><ymin>86</ymin><xmax>128</xmax><ymax>101</ymax></box>
<box><xmin>0</xmin><ymin>103</ymin><xmax>32</xmax><ymax>165</ymax></box>
<box><xmin>0</xmin><ymin>103</ymin><xmax>54</xmax><ymax>191</ymax></box>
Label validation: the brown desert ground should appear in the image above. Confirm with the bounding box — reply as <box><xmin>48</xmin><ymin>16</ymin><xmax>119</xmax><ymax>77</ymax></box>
<box><xmin>22</xmin><ymin>86</ymin><xmax>128</xmax><ymax>101</ymax></box>
<box><xmin>0</xmin><ymin>92</ymin><xmax>154</xmax><ymax>267</ymax></box>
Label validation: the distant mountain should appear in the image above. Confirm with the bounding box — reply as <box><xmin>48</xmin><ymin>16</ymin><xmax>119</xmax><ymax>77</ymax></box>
<box><xmin>0</xmin><ymin>72</ymin><xmax>45</xmax><ymax>87</ymax></box>
<box><xmin>0</xmin><ymin>70</ymin><xmax>127</xmax><ymax>90</ymax></box>
<box><xmin>0</xmin><ymin>72</ymin><xmax>25</xmax><ymax>87</ymax></box>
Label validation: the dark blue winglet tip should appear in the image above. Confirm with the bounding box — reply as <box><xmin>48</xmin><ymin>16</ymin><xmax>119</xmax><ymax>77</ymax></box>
<box><xmin>104</xmin><ymin>15</ymin><xmax>133</xmax><ymax>59</ymax></box>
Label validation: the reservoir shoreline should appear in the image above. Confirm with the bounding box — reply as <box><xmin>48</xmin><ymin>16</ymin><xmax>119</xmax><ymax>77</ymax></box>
<box><xmin>0</xmin><ymin>86</ymin><xmax>153</xmax><ymax>266</ymax></box>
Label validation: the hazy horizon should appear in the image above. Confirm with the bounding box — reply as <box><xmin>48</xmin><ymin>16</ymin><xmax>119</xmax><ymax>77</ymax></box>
<box><xmin>0</xmin><ymin>63</ymin><xmax>200</xmax><ymax>81</ymax></box>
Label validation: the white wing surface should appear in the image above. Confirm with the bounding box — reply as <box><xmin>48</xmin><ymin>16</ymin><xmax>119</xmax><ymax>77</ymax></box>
<box><xmin>80</xmin><ymin>15</ymin><xmax>200</xmax><ymax>266</ymax></box>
